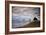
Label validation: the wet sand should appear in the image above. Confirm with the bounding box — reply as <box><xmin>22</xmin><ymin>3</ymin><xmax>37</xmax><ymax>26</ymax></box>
<box><xmin>12</xmin><ymin>20</ymin><xmax>40</xmax><ymax>28</ymax></box>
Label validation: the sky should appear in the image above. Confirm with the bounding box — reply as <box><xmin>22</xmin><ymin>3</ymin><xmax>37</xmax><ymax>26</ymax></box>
<box><xmin>12</xmin><ymin>7</ymin><xmax>40</xmax><ymax>16</ymax></box>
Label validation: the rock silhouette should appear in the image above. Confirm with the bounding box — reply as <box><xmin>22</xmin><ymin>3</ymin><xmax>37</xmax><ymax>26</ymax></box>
<box><xmin>33</xmin><ymin>17</ymin><xmax>38</xmax><ymax>21</ymax></box>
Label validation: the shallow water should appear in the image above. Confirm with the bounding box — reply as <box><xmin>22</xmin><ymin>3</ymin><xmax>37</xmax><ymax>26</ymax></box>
<box><xmin>12</xmin><ymin>16</ymin><xmax>32</xmax><ymax>28</ymax></box>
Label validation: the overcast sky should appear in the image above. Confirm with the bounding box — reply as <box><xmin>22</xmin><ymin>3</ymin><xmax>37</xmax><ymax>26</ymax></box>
<box><xmin>12</xmin><ymin>6</ymin><xmax>40</xmax><ymax>20</ymax></box>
